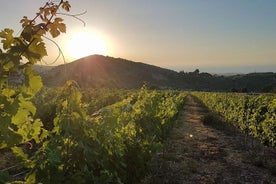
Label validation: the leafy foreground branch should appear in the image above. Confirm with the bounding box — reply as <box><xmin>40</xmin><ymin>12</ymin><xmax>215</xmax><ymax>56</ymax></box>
<box><xmin>0</xmin><ymin>0</ymin><xmax>70</xmax><ymax>149</ymax></box>
<box><xmin>0</xmin><ymin>1</ymin><xmax>187</xmax><ymax>183</ymax></box>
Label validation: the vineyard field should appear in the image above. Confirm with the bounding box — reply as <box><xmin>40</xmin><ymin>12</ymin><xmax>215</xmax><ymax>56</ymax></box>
<box><xmin>193</xmin><ymin>92</ymin><xmax>276</xmax><ymax>148</ymax></box>
<box><xmin>142</xmin><ymin>95</ymin><xmax>276</xmax><ymax>183</ymax></box>
<box><xmin>1</xmin><ymin>86</ymin><xmax>186</xmax><ymax>183</ymax></box>
<box><xmin>1</xmin><ymin>87</ymin><xmax>276</xmax><ymax>183</ymax></box>
<box><xmin>1</xmin><ymin>0</ymin><xmax>276</xmax><ymax>183</ymax></box>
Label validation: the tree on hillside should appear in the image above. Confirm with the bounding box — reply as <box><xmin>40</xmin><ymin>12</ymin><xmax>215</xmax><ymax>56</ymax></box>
<box><xmin>179</xmin><ymin>70</ymin><xmax>185</xmax><ymax>75</ymax></box>
<box><xmin>193</xmin><ymin>69</ymin><xmax>200</xmax><ymax>74</ymax></box>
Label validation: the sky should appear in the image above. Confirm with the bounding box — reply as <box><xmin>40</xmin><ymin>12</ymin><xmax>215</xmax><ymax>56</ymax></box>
<box><xmin>1</xmin><ymin>0</ymin><xmax>276</xmax><ymax>73</ymax></box>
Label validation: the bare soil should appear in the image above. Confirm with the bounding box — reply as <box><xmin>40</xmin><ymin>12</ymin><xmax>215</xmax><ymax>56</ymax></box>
<box><xmin>142</xmin><ymin>95</ymin><xmax>276</xmax><ymax>184</ymax></box>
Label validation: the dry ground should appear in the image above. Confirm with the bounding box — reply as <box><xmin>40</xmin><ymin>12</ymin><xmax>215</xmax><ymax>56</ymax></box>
<box><xmin>142</xmin><ymin>95</ymin><xmax>276</xmax><ymax>184</ymax></box>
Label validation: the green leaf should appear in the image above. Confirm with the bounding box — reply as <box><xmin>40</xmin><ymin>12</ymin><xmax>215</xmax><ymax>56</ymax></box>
<box><xmin>62</xmin><ymin>100</ymin><xmax>68</xmax><ymax>109</ymax></box>
<box><xmin>22</xmin><ymin>67</ymin><xmax>43</xmax><ymax>95</ymax></box>
<box><xmin>20</xmin><ymin>99</ymin><xmax>36</xmax><ymax>115</ymax></box>
<box><xmin>12</xmin><ymin>95</ymin><xmax>36</xmax><ymax>126</ymax></box>
<box><xmin>23</xmin><ymin>39</ymin><xmax>47</xmax><ymax>63</ymax></box>
<box><xmin>32</xmin><ymin>119</ymin><xmax>43</xmax><ymax>142</ymax></box>
<box><xmin>3</xmin><ymin>61</ymin><xmax>14</xmax><ymax>71</ymax></box>
<box><xmin>21</xmin><ymin>25</ymin><xmax>33</xmax><ymax>42</ymax></box>
<box><xmin>28</xmin><ymin>73</ymin><xmax>43</xmax><ymax>94</ymax></box>
<box><xmin>11</xmin><ymin>146</ymin><xmax>28</xmax><ymax>160</ymax></box>
<box><xmin>2</xmin><ymin>88</ymin><xmax>16</xmax><ymax>98</ymax></box>
<box><xmin>12</xmin><ymin>108</ymin><xmax>29</xmax><ymax>126</ymax></box>
<box><xmin>0</xmin><ymin>130</ymin><xmax>22</xmax><ymax>149</ymax></box>
<box><xmin>47</xmin><ymin>147</ymin><xmax>61</xmax><ymax>165</ymax></box>
<box><xmin>0</xmin><ymin>28</ymin><xmax>14</xmax><ymax>50</ymax></box>
<box><xmin>26</xmin><ymin>172</ymin><xmax>36</xmax><ymax>184</ymax></box>
<box><xmin>20</xmin><ymin>16</ymin><xmax>31</xmax><ymax>27</ymax></box>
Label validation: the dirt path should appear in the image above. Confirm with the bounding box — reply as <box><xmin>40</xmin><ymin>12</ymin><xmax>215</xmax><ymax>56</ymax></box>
<box><xmin>142</xmin><ymin>95</ymin><xmax>276</xmax><ymax>184</ymax></box>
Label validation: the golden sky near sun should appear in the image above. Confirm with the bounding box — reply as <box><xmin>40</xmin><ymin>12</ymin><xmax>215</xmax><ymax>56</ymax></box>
<box><xmin>65</xmin><ymin>29</ymin><xmax>109</xmax><ymax>60</ymax></box>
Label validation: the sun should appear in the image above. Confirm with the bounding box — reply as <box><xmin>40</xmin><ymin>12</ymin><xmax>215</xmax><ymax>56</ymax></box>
<box><xmin>66</xmin><ymin>30</ymin><xmax>108</xmax><ymax>60</ymax></box>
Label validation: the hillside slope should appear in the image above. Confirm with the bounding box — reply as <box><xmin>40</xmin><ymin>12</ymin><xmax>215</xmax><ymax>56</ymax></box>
<box><xmin>43</xmin><ymin>55</ymin><xmax>183</xmax><ymax>88</ymax></box>
<box><xmin>41</xmin><ymin>55</ymin><xmax>276</xmax><ymax>92</ymax></box>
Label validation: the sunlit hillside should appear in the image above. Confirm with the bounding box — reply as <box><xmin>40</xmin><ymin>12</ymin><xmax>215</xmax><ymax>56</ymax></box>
<box><xmin>40</xmin><ymin>55</ymin><xmax>276</xmax><ymax>92</ymax></box>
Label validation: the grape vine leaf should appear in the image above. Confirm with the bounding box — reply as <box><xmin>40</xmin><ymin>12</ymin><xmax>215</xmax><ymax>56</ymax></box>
<box><xmin>47</xmin><ymin>18</ymin><xmax>66</xmax><ymax>38</ymax></box>
<box><xmin>62</xmin><ymin>1</ymin><xmax>71</xmax><ymax>12</ymax></box>
<box><xmin>0</xmin><ymin>29</ymin><xmax>14</xmax><ymax>50</ymax></box>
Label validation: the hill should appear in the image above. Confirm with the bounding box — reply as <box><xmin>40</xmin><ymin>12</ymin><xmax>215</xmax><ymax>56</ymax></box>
<box><xmin>33</xmin><ymin>65</ymin><xmax>55</xmax><ymax>75</ymax></box>
<box><xmin>42</xmin><ymin>55</ymin><xmax>182</xmax><ymax>89</ymax></box>
<box><xmin>41</xmin><ymin>55</ymin><xmax>276</xmax><ymax>92</ymax></box>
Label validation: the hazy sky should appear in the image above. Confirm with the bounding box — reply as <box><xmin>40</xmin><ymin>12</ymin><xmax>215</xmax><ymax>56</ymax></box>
<box><xmin>1</xmin><ymin>0</ymin><xmax>276</xmax><ymax>73</ymax></box>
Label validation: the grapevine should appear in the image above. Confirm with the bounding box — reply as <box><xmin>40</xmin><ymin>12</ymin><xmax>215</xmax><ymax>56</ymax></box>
<box><xmin>0</xmin><ymin>0</ymin><xmax>71</xmax><ymax>182</ymax></box>
<box><xmin>193</xmin><ymin>92</ymin><xmax>276</xmax><ymax>147</ymax></box>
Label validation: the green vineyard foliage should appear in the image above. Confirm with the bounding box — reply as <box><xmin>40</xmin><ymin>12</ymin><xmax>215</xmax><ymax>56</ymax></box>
<box><xmin>28</xmin><ymin>85</ymin><xmax>186</xmax><ymax>183</ymax></box>
<box><xmin>33</xmin><ymin>87</ymin><xmax>132</xmax><ymax>130</ymax></box>
<box><xmin>0</xmin><ymin>83</ymin><xmax>184</xmax><ymax>183</ymax></box>
<box><xmin>193</xmin><ymin>92</ymin><xmax>276</xmax><ymax>147</ymax></box>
